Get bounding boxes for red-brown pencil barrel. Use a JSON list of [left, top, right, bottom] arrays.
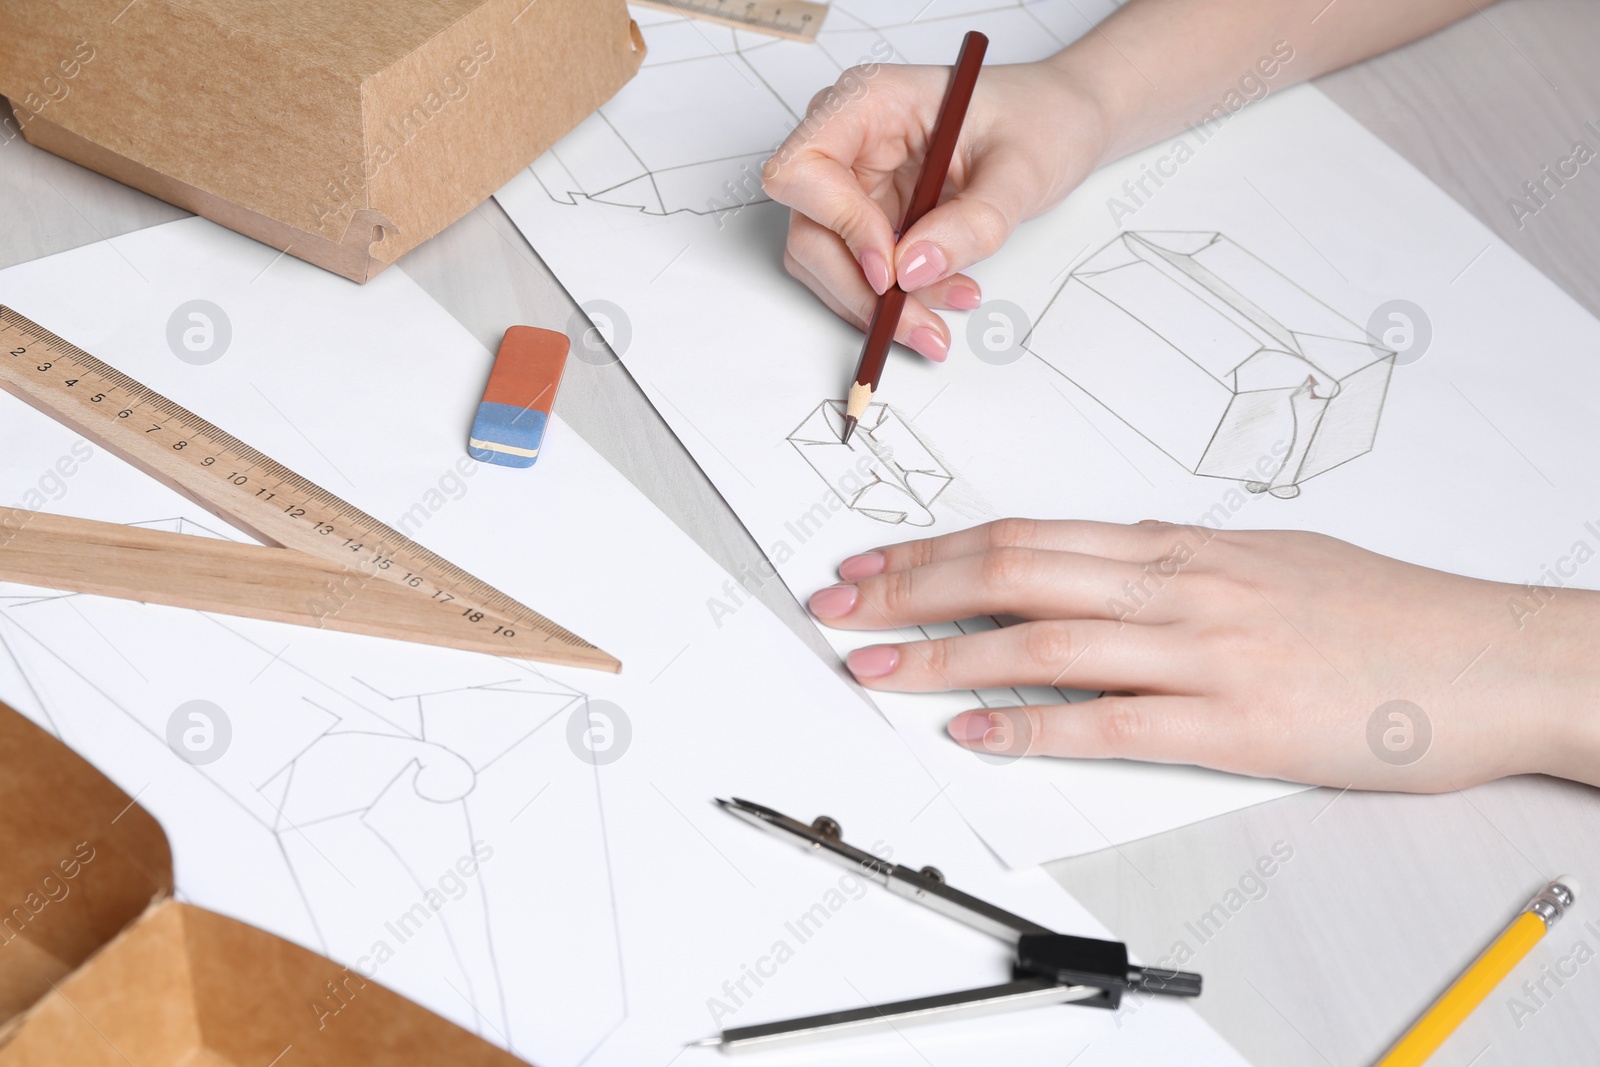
[[842, 31, 989, 443], [898, 31, 990, 248]]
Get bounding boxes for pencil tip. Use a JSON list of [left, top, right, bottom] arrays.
[[841, 415, 857, 445]]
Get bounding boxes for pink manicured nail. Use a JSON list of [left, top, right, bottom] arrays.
[[808, 584, 858, 618], [846, 645, 899, 679], [898, 243, 948, 290], [838, 551, 885, 580], [858, 248, 892, 295], [947, 283, 982, 310], [907, 327, 948, 362], [948, 712, 995, 745]]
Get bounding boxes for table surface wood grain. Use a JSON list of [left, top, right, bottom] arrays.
[[2, 2, 1595, 1062]]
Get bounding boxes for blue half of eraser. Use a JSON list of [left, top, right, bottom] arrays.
[[469, 402, 549, 467]]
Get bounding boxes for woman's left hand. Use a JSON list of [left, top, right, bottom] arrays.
[[807, 518, 1600, 791]]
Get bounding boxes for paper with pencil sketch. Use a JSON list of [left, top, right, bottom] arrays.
[[496, 5, 1600, 868], [788, 399, 954, 525], [1031, 230, 1396, 498], [0, 217, 1250, 1065]]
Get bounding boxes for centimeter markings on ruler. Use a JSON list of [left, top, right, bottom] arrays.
[[634, 0, 829, 42], [0, 307, 610, 666]]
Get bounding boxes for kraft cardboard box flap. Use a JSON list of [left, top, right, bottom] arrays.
[[0, 703, 529, 1066], [0, 703, 170, 1022], [0, 0, 646, 282]]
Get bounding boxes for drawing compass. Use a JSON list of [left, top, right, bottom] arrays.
[[697, 798, 1202, 1054]]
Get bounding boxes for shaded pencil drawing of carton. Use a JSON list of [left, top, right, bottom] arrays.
[[787, 401, 952, 525], [1026, 231, 1395, 498]]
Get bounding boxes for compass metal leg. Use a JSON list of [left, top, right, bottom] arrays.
[[712, 977, 1103, 1054]]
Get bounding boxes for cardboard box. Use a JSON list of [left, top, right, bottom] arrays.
[[0, 0, 645, 282], [0, 701, 530, 1066], [1027, 231, 1395, 498]]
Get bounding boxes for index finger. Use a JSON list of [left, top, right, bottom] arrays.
[[838, 519, 1212, 579]]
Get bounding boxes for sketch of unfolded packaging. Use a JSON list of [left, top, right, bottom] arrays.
[[787, 400, 953, 525], [1027, 231, 1396, 497]]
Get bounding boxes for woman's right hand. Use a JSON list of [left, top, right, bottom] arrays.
[[761, 58, 1112, 361]]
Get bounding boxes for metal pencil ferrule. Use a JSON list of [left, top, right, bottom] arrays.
[[1526, 880, 1575, 927]]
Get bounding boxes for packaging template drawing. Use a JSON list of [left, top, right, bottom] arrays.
[[788, 401, 953, 526]]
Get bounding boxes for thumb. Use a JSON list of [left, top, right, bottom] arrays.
[[893, 148, 1035, 292]]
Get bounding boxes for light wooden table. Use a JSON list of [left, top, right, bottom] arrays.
[[2, 2, 1596, 1063]]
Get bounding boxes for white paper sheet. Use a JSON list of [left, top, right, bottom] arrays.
[[0, 217, 1248, 1065], [495, 6, 1600, 869]]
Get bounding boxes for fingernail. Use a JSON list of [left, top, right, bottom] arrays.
[[948, 712, 996, 745], [947, 283, 982, 310], [898, 243, 948, 290], [907, 326, 948, 363], [859, 248, 892, 296], [846, 644, 899, 679], [808, 583, 858, 618], [838, 551, 885, 580]]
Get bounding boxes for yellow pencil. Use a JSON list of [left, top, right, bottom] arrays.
[[1375, 878, 1578, 1067]]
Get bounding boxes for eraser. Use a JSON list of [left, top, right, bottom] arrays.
[[468, 326, 570, 468]]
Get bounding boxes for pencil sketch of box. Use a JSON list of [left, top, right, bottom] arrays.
[[1026, 231, 1395, 498], [787, 401, 952, 525]]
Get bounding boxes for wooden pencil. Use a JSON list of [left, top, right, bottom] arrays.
[[842, 30, 989, 444]]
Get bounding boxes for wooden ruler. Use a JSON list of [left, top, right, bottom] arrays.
[[634, 0, 828, 41], [0, 307, 620, 672]]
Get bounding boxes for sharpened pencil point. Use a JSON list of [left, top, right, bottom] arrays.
[[841, 415, 858, 444]]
